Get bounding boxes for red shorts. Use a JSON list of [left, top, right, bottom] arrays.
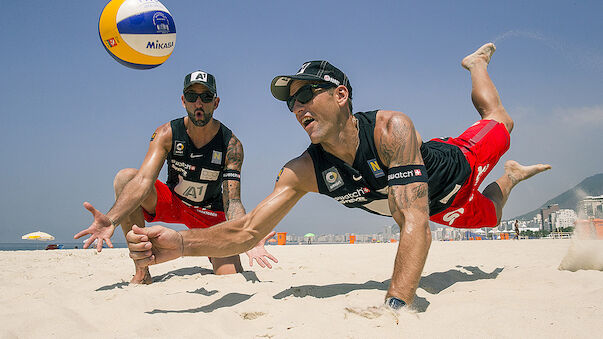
[[143, 180, 226, 229], [429, 120, 510, 228]]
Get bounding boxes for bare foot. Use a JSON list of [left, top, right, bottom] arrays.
[[130, 267, 152, 284], [462, 43, 496, 70], [504, 160, 551, 186]]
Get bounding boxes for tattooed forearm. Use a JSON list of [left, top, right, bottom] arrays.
[[388, 183, 429, 216], [226, 198, 246, 220]]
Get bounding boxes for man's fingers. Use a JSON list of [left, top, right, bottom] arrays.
[[248, 256, 254, 267], [129, 249, 153, 260], [83, 202, 96, 214], [83, 236, 95, 249], [128, 241, 152, 252], [133, 255, 156, 268], [256, 257, 266, 268], [73, 229, 90, 239], [96, 240, 104, 252], [261, 257, 272, 269], [266, 254, 278, 263], [105, 237, 114, 248], [127, 228, 149, 243]]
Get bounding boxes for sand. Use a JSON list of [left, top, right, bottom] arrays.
[[1, 239, 602, 338]]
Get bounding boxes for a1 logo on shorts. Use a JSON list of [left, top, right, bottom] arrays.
[[322, 167, 344, 192], [174, 140, 186, 156]]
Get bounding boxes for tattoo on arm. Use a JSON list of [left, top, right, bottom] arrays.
[[223, 134, 245, 220], [225, 135, 243, 171], [388, 183, 429, 218], [379, 117, 411, 166]]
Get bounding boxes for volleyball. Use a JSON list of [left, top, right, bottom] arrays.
[[98, 0, 176, 69]]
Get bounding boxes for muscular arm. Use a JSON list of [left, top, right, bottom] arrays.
[[106, 124, 171, 225], [375, 111, 431, 305], [180, 153, 315, 258], [222, 134, 246, 220]]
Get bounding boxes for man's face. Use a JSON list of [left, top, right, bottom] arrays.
[[181, 83, 219, 127], [288, 80, 340, 144]]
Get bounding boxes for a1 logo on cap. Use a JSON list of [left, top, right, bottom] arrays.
[[190, 71, 208, 82], [296, 62, 311, 75]]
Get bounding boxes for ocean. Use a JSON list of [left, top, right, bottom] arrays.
[[0, 243, 128, 251]]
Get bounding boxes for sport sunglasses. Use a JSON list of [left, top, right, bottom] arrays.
[[183, 91, 215, 103], [287, 83, 335, 112]]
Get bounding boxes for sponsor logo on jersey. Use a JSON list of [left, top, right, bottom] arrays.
[[367, 159, 385, 178], [334, 187, 371, 204], [190, 153, 203, 158], [174, 140, 185, 156], [174, 178, 208, 202], [211, 150, 222, 164], [322, 167, 344, 192], [170, 159, 196, 177], [200, 168, 220, 181]]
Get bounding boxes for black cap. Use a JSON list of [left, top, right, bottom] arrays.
[[183, 70, 217, 94], [270, 60, 352, 101]]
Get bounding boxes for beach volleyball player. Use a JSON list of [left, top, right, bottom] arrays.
[[127, 43, 550, 306], [74, 70, 277, 284]]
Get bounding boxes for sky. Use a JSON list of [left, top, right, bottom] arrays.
[[1, 1, 602, 243]]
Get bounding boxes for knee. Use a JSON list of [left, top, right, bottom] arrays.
[[113, 168, 138, 193]]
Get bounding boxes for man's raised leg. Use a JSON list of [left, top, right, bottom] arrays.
[[113, 168, 156, 284], [462, 42, 514, 133], [462, 43, 551, 223]]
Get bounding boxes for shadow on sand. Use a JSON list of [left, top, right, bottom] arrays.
[[96, 267, 260, 291], [146, 293, 255, 314], [272, 266, 503, 312]]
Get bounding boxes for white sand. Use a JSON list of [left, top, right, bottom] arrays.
[[1, 239, 602, 338]]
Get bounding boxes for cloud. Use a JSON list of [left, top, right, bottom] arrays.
[[555, 105, 603, 127], [492, 30, 603, 74]]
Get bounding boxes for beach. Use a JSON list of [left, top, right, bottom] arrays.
[[1, 239, 602, 338]]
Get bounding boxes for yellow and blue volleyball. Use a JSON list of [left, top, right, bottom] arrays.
[[98, 0, 176, 70]]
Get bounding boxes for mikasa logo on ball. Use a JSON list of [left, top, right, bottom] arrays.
[[146, 40, 175, 49]]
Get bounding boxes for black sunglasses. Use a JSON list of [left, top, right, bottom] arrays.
[[287, 83, 335, 111], [184, 91, 215, 103]]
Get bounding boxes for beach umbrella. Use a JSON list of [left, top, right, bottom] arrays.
[[304, 233, 316, 237], [21, 231, 55, 241]]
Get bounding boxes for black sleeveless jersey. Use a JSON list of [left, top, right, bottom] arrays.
[[165, 117, 232, 211], [307, 110, 471, 217]]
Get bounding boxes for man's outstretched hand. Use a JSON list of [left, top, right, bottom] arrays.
[[245, 231, 278, 269], [127, 225, 182, 268], [73, 202, 115, 252]]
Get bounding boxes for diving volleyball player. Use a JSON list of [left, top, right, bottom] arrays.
[[126, 43, 550, 306]]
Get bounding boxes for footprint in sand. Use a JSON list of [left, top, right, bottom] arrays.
[[240, 311, 266, 320]]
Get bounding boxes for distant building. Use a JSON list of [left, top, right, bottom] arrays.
[[578, 195, 603, 219], [540, 204, 560, 232], [553, 209, 578, 230]]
